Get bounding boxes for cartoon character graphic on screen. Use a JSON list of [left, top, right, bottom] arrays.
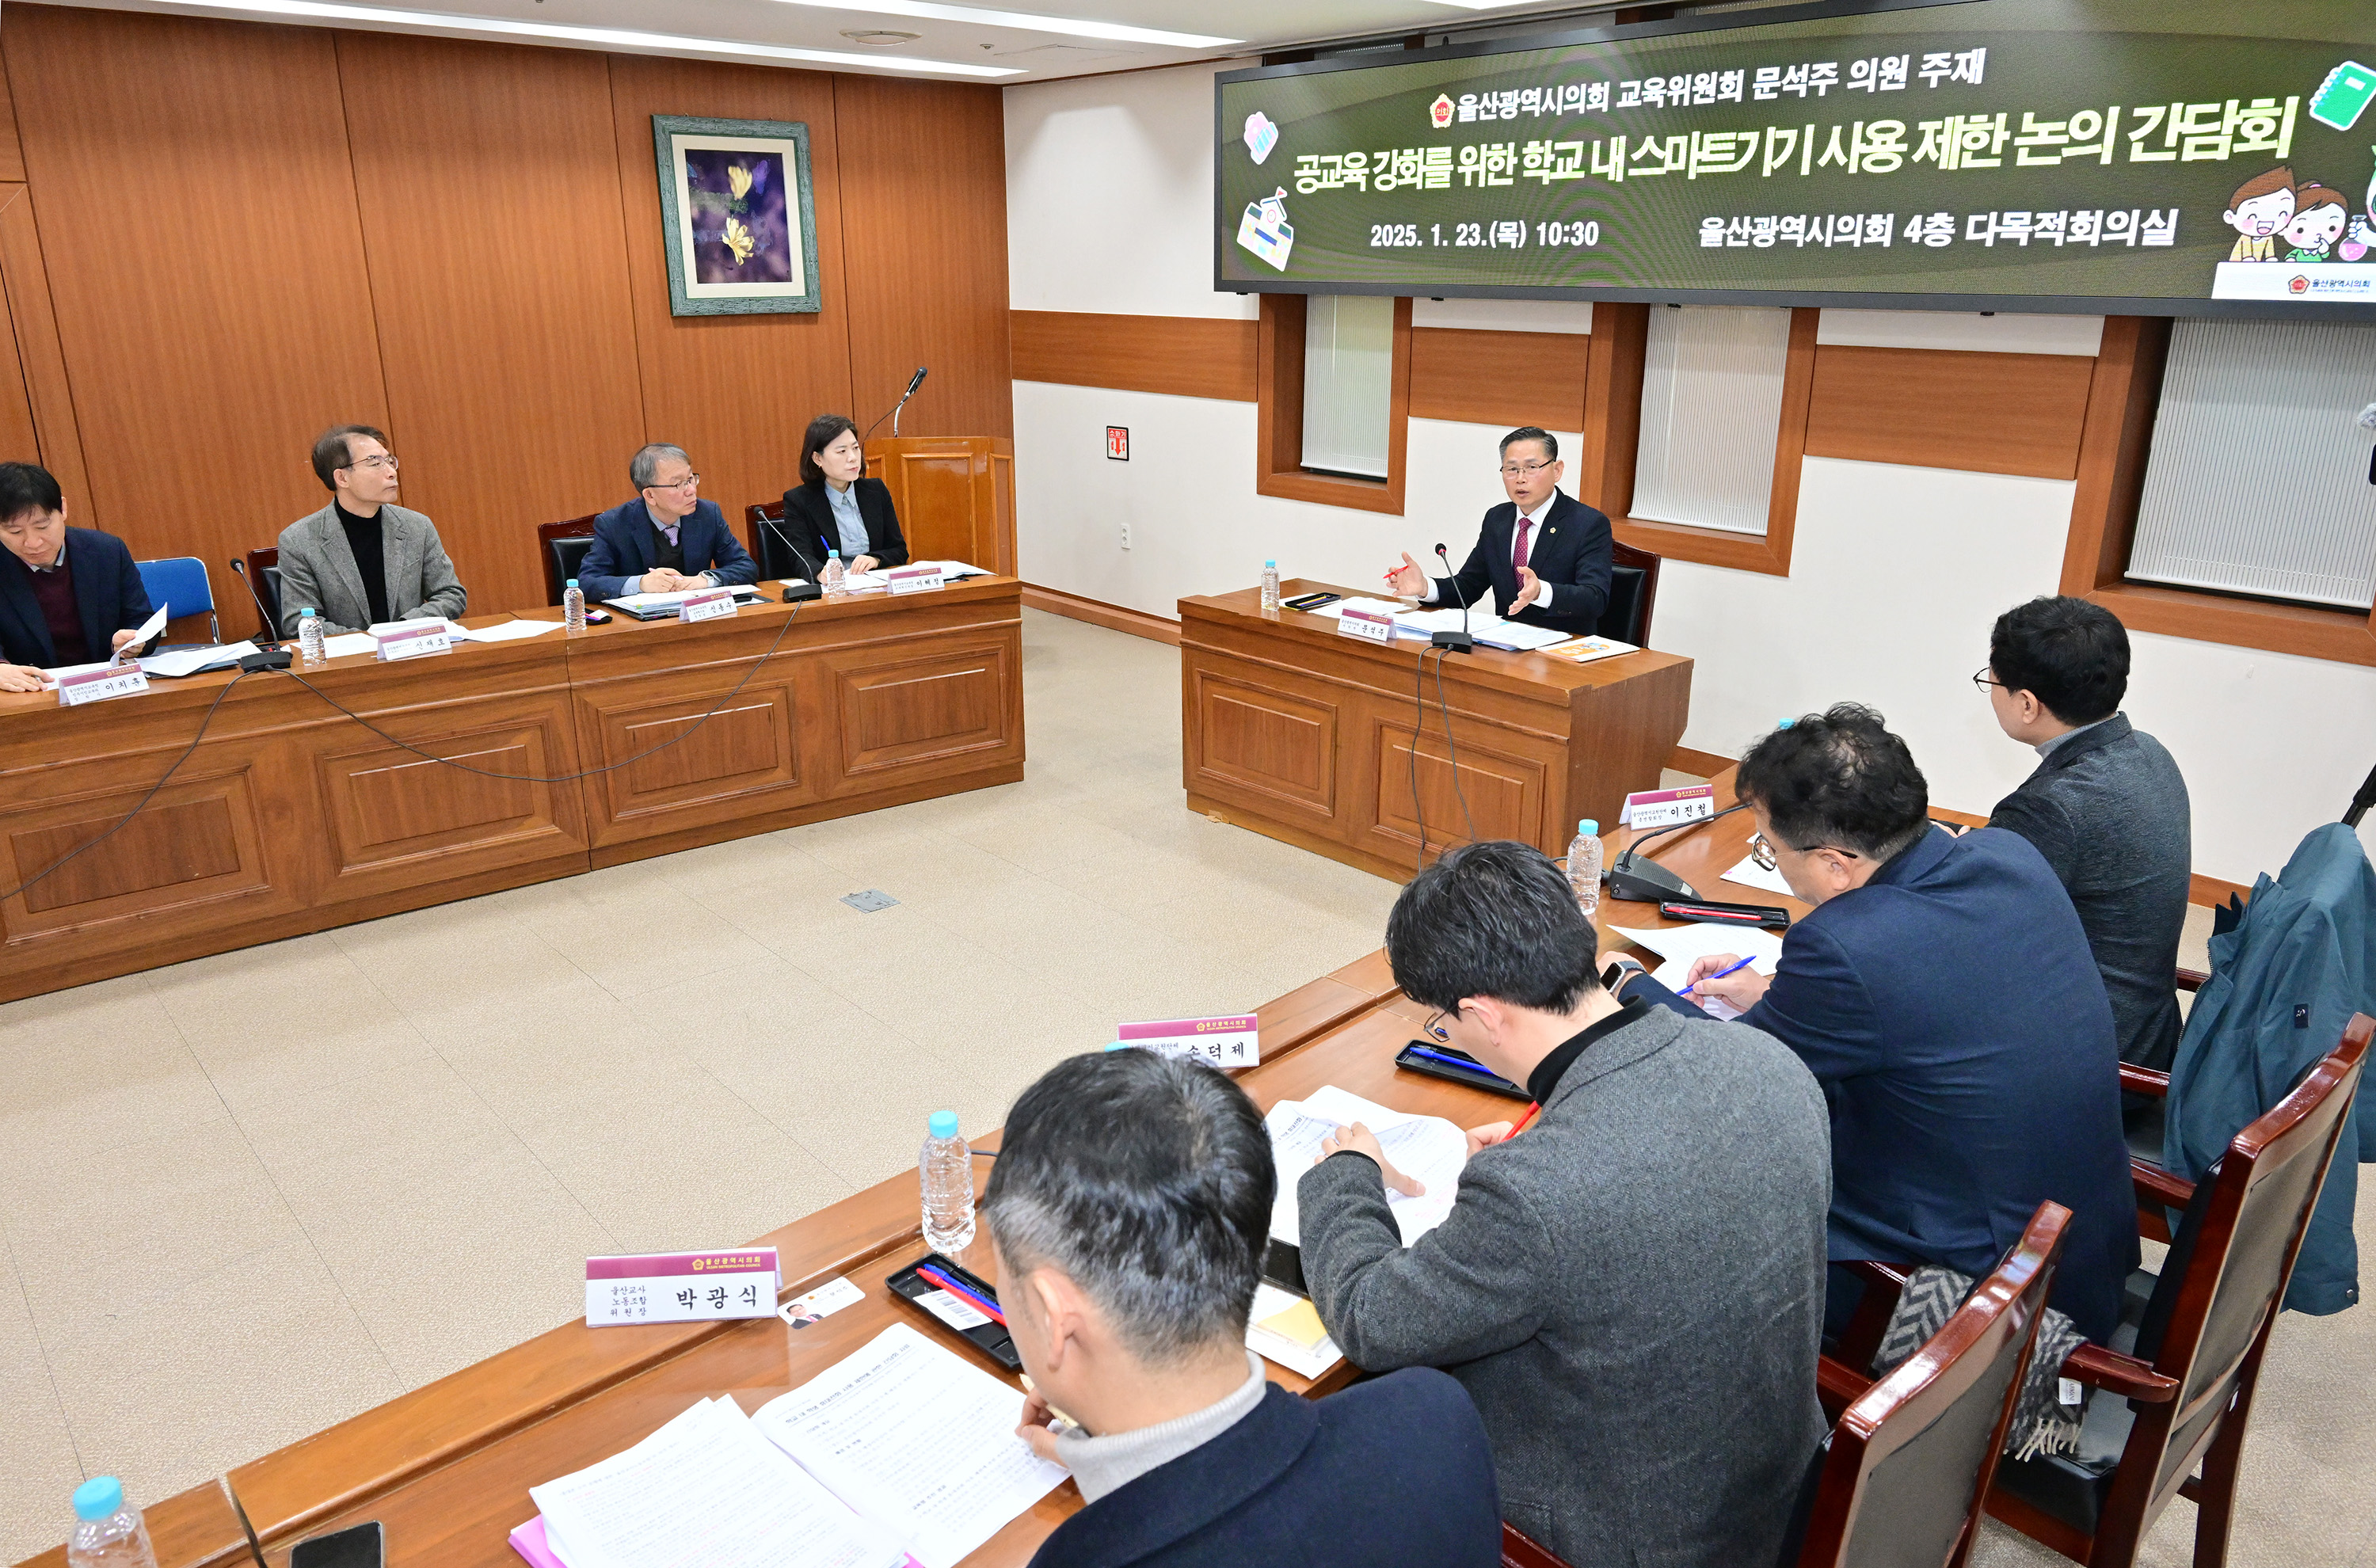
[[2282, 184, 2350, 261], [2340, 151, 2376, 261], [2222, 166, 2296, 261]]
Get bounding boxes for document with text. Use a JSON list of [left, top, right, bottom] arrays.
[[1265, 1084, 1464, 1248]]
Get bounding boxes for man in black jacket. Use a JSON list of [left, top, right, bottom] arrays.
[[1981, 596, 2192, 1076], [987, 1050, 1500, 1568], [1387, 426, 1613, 637]]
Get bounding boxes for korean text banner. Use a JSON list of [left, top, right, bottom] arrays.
[[1215, 0, 2376, 314]]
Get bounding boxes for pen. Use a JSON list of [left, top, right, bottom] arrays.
[[915, 1265, 1006, 1326], [1685, 954, 1757, 996], [1407, 1045, 1503, 1078], [1507, 1102, 1543, 1138]]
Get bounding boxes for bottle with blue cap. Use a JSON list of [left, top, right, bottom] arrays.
[[67, 1476, 155, 1568], [1567, 818, 1602, 915], [1260, 559, 1281, 613], [919, 1109, 975, 1255]]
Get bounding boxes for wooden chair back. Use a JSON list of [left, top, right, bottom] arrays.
[[538, 515, 598, 606]]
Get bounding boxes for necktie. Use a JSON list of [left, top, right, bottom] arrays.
[[1513, 515, 1534, 574]]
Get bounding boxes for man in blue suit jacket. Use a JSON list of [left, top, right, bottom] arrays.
[[1388, 427, 1613, 638], [0, 462, 154, 691], [986, 1051, 1501, 1568], [1619, 705, 2139, 1342], [575, 443, 758, 602]]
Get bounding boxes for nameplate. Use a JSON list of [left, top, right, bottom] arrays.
[[1115, 1014, 1260, 1068], [1335, 607, 1395, 646], [886, 565, 946, 596], [677, 588, 738, 623], [1621, 783, 1715, 829], [375, 623, 452, 662], [56, 664, 150, 706], [585, 1247, 781, 1326]]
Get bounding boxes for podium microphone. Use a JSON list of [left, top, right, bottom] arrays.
[[228, 559, 292, 669], [1430, 544, 1474, 653], [862, 366, 930, 442]]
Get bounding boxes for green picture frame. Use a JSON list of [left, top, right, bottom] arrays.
[[652, 114, 822, 317]]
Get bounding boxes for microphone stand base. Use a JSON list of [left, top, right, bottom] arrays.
[[780, 582, 823, 603], [1605, 854, 1699, 904], [1430, 631, 1475, 653], [239, 649, 293, 672]]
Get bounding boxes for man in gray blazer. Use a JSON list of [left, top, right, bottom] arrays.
[[1981, 596, 2191, 1077], [276, 424, 467, 636], [1297, 840, 1830, 1568]]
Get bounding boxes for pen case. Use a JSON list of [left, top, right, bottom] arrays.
[[1392, 1041, 1531, 1101], [1657, 898, 1790, 930], [885, 1252, 1022, 1372]]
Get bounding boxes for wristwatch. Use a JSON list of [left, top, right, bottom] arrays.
[[1601, 953, 1647, 999]]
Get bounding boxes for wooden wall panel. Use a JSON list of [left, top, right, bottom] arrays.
[[2, 6, 387, 562], [337, 32, 646, 616], [0, 33, 21, 183], [1010, 310, 1257, 402], [1407, 327, 1589, 432], [0, 199, 38, 466], [607, 55, 854, 531], [833, 76, 1012, 441], [0, 185, 89, 519], [1803, 344, 2094, 480]]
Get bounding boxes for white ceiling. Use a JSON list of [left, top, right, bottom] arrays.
[[53, 0, 1619, 82]]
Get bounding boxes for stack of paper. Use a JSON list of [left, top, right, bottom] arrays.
[[600, 587, 764, 614], [1264, 1085, 1464, 1248], [520, 1325, 1064, 1568], [139, 641, 258, 678], [1540, 634, 1639, 664], [1611, 923, 1786, 1021], [1247, 1284, 1342, 1380]]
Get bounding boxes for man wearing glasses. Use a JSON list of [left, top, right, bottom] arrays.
[[577, 443, 758, 603], [277, 424, 468, 636], [1385, 426, 1612, 637]]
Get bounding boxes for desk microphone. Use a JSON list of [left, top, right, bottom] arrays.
[[862, 365, 930, 443], [1605, 801, 1749, 904], [228, 559, 293, 669], [1430, 544, 1474, 653], [756, 511, 826, 601]]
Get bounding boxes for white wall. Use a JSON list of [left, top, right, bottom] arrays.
[[1004, 63, 2376, 886]]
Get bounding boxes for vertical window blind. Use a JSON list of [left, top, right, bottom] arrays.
[[1632, 305, 1792, 537]]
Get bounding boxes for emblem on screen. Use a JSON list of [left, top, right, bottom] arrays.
[[1429, 93, 1455, 130], [1243, 111, 1279, 164], [1237, 188, 1295, 269]]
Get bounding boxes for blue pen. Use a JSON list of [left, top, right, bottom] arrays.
[[1685, 954, 1757, 995], [1407, 1045, 1501, 1077]]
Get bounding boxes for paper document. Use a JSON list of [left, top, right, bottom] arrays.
[[1719, 853, 1795, 897], [1542, 635, 1639, 664], [320, 632, 378, 659], [1246, 1282, 1343, 1379], [920, 560, 989, 579], [366, 616, 455, 637], [753, 1323, 1068, 1568], [139, 641, 257, 678], [1265, 1084, 1464, 1248], [1312, 596, 1411, 622], [834, 570, 893, 592], [603, 587, 764, 612], [124, 602, 169, 652], [1612, 923, 1785, 1021], [529, 1395, 908, 1568], [1468, 619, 1573, 652], [454, 619, 564, 644]]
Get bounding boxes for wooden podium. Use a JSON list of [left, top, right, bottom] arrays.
[[866, 435, 1015, 577]]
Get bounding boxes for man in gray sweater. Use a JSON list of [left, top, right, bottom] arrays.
[[1981, 596, 2192, 1076], [1297, 841, 1831, 1568]]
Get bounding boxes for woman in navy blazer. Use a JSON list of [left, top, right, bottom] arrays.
[[0, 462, 154, 690], [781, 413, 908, 577]]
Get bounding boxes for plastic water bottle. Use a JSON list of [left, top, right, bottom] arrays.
[[563, 577, 585, 634], [920, 1110, 975, 1255], [66, 1478, 156, 1568], [821, 549, 847, 596], [1260, 559, 1281, 612], [1567, 819, 1601, 915], [297, 608, 324, 668]]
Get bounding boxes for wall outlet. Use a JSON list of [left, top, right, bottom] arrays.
[[1121, 523, 1133, 550]]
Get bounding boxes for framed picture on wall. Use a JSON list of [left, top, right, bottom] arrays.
[[652, 115, 821, 316]]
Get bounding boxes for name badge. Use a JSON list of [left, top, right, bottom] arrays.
[[1115, 1014, 1260, 1068], [1620, 783, 1715, 829], [1335, 607, 1395, 646], [56, 664, 150, 706], [886, 565, 946, 596], [677, 588, 737, 623], [375, 623, 452, 662], [585, 1247, 781, 1326]]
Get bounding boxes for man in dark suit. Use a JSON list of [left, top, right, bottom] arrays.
[[1620, 704, 2140, 1342], [0, 462, 154, 691], [576, 443, 758, 602], [1388, 426, 1613, 637], [986, 1050, 1500, 1568], [1981, 596, 2191, 1077], [1297, 840, 1829, 1568]]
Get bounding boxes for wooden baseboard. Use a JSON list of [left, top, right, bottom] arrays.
[[1666, 745, 1732, 778], [1022, 583, 1182, 645], [2190, 872, 2252, 907]]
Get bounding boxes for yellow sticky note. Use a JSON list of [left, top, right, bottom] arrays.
[[1256, 1295, 1330, 1350]]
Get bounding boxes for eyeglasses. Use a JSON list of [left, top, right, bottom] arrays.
[[1498, 460, 1553, 478], [1420, 1008, 1453, 1043], [1750, 830, 1860, 870], [646, 473, 702, 492], [341, 454, 398, 473], [1971, 666, 2006, 692]]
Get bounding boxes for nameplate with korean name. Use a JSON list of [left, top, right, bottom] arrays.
[[677, 588, 738, 623], [1117, 1014, 1260, 1068], [586, 1248, 781, 1326], [886, 564, 946, 595], [1621, 783, 1715, 829], [1335, 607, 1395, 646], [55, 664, 150, 706], [375, 622, 452, 662]]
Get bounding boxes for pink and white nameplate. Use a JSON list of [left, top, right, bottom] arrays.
[[1117, 1014, 1260, 1068], [1335, 607, 1395, 645], [886, 564, 946, 595], [1620, 782, 1715, 829], [585, 1247, 781, 1326], [676, 588, 737, 623], [374, 622, 452, 662], [55, 664, 149, 706]]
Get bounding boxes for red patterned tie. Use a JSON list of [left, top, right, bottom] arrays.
[[1513, 515, 1534, 574]]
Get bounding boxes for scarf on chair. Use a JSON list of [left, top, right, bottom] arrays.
[[1871, 1265, 2089, 1461]]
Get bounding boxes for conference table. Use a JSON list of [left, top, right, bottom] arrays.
[[1178, 579, 1693, 881], [0, 579, 1024, 1004], [9, 780, 1805, 1568]]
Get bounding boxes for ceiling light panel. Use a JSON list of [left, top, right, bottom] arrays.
[[763, 0, 1239, 48]]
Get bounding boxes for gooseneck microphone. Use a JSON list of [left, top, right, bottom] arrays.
[[228, 559, 292, 670], [1605, 801, 1750, 904], [1430, 543, 1474, 653], [757, 511, 826, 602], [862, 366, 930, 443]]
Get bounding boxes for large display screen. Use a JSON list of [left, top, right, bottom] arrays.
[[1215, 0, 2376, 316]]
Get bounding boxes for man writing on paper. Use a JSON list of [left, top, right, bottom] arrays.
[[987, 1049, 1501, 1568], [0, 462, 157, 692], [1385, 427, 1612, 637], [577, 443, 758, 603], [1297, 840, 1829, 1568], [277, 425, 468, 636], [1617, 705, 2140, 1343]]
